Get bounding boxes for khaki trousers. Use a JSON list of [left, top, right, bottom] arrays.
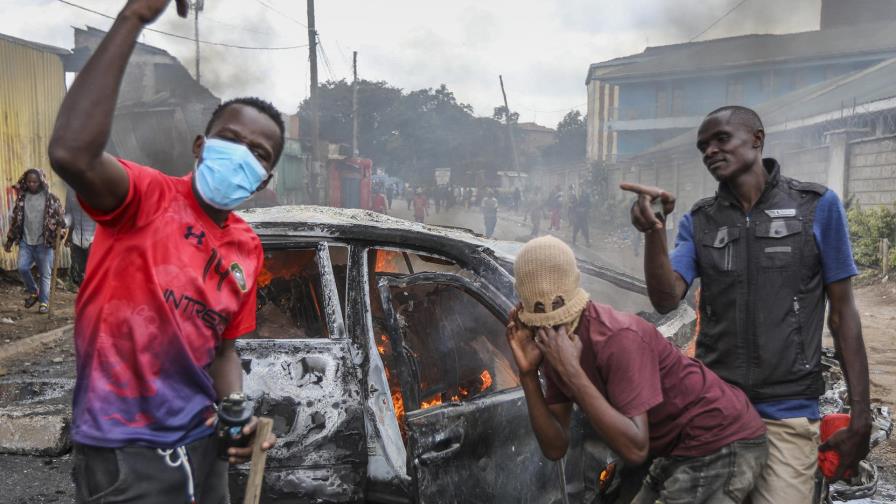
[[749, 417, 820, 504]]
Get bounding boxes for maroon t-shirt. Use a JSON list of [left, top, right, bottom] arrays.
[[543, 301, 765, 457]]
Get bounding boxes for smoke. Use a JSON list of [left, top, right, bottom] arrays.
[[150, 2, 308, 116]]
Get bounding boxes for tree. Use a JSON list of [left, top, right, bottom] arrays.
[[540, 110, 586, 164], [492, 105, 519, 124], [298, 80, 507, 184]]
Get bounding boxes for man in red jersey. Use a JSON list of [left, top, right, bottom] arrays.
[[48, 1, 276, 502], [506, 236, 768, 503]]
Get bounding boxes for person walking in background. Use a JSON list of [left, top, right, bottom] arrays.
[[405, 184, 414, 211], [527, 191, 544, 238], [481, 189, 499, 238], [385, 183, 394, 210], [566, 184, 577, 229], [548, 185, 563, 231], [571, 186, 592, 247], [513, 186, 522, 212], [372, 189, 388, 215], [4, 168, 66, 314], [412, 188, 429, 223], [64, 184, 97, 287]]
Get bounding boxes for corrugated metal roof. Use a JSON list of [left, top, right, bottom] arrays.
[[588, 22, 896, 83], [0, 32, 70, 56], [0, 35, 70, 270]]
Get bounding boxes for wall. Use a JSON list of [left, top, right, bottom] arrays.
[[777, 145, 830, 185], [0, 38, 68, 270], [848, 135, 896, 206]]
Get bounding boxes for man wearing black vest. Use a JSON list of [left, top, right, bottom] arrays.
[[621, 106, 871, 503]]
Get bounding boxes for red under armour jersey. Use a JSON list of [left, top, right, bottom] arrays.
[[72, 159, 262, 448]]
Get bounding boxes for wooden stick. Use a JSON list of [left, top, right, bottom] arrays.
[[242, 417, 274, 504], [47, 230, 66, 319]]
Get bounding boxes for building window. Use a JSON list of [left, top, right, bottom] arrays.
[[671, 88, 685, 116], [656, 88, 669, 118], [726, 79, 744, 104]]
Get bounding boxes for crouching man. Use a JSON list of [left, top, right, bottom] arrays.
[[506, 236, 768, 503]]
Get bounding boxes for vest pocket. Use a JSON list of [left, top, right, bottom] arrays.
[[755, 219, 802, 269], [701, 226, 740, 272]]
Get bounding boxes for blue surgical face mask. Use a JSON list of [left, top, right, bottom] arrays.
[[194, 137, 269, 210]]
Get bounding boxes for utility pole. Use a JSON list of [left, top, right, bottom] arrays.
[[307, 0, 322, 205], [499, 75, 520, 173], [352, 51, 359, 157], [192, 0, 203, 84]]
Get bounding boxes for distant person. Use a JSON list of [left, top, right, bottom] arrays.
[[527, 193, 544, 238], [506, 235, 768, 504], [548, 185, 563, 231], [386, 183, 394, 210], [434, 186, 442, 214], [571, 187, 592, 247], [513, 187, 522, 212], [372, 190, 388, 215], [64, 183, 97, 286], [566, 184, 577, 229], [405, 184, 414, 211], [4, 168, 66, 314], [412, 188, 429, 223], [481, 189, 499, 238]]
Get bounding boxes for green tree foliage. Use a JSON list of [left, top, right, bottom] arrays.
[[846, 204, 896, 270], [540, 110, 586, 164], [298, 81, 510, 184]]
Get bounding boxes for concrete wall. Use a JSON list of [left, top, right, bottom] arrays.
[[848, 135, 896, 206], [777, 145, 830, 185]]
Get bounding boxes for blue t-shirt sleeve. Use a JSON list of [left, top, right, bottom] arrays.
[[669, 212, 698, 287], [814, 190, 858, 285]]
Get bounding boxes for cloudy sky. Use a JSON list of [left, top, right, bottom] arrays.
[[2, 0, 820, 127]]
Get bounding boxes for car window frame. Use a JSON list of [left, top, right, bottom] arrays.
[[376, 271, 513, 413], [257, 241, 347, 340]]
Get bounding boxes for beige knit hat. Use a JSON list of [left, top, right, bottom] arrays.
[[514, 235, 590, 327]]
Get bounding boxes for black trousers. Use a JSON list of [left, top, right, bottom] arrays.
[[72, 436, 228, 503]]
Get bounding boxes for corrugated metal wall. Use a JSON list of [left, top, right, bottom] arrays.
[[0, 38, 68, 270]]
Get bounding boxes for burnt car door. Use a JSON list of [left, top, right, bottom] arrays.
[[377, 272, 565, 503], [230, 242, 367, 502]]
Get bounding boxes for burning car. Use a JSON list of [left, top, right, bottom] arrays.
[[230, 205, 889, 503], [229, 205, 691, 503]]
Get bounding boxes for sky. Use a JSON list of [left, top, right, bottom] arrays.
[[1, 0, 820, 127]]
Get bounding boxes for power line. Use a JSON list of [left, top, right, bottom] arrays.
[[57, 0, 308, 50], [689, 0, 750, 42], [254, 0, 306, 27], [317, 36, 336, 81]]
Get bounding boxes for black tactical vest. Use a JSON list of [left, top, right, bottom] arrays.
[[691, 158, 827, 402]]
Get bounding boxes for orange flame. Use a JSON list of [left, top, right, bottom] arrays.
[[374, 249, 404, 273], [391, 389, 405, 422], [421, 394, 443, 409], [479, 370, 493, 392]]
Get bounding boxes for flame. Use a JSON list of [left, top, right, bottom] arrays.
[[391, 388, 405, 423], [479, 370, 493, 391], [420, 394, 443, 409], [374, 249, 404, 273]]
